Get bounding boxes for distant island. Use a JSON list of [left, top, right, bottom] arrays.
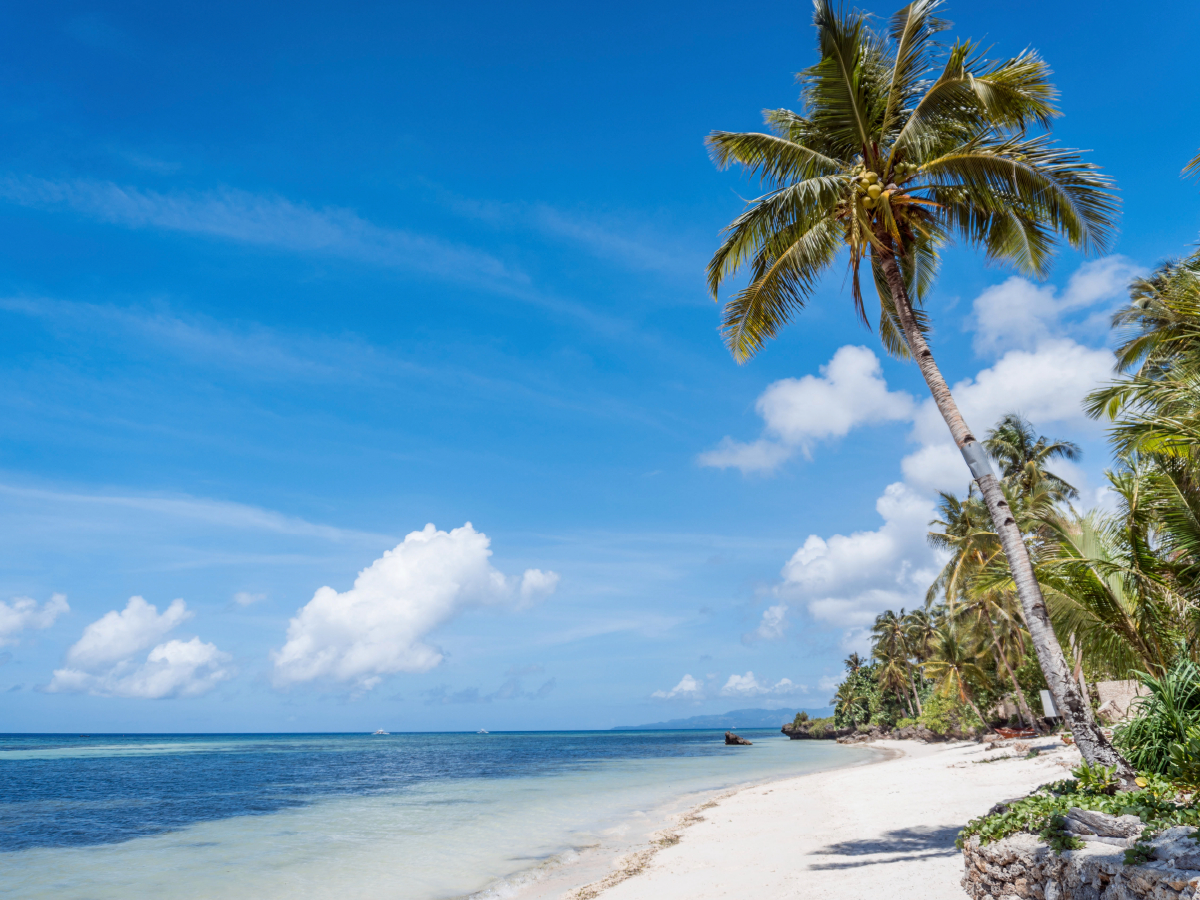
[[613, 707, 834, 731]]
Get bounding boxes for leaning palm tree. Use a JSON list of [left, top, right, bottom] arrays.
[[705, 0, 1128, 777]]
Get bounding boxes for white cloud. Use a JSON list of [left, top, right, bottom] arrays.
[[0, 593, 68, 645], [0, 176, 527, 292], [699, 345, 914, 473], [719, 671, 806, 697], [818, 674, 843, 695], [697, 437, 792, 473], [750, 603, 788, 641], [779, 482, 939, 629], [48, 596, 231, 699], [904, 339, 1115, 493], [971, 256, 1142, 355], [271, 523, 558, 690], [233, 591, 266, 606], [519, 569, 561, 606], [651, 673, 703, 699]]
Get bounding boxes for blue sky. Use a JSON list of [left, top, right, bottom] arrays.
[[1, 0, 1199, 732]]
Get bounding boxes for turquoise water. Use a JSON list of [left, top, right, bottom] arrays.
[[1, 730, 863, 899]]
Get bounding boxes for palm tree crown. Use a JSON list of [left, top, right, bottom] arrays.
[[706, 0, 1115, 363]]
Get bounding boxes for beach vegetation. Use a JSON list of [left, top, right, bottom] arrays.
[[1113, 659, 1200, 776], [705, 0, 1124, 772], [956, 772, 1200, 854]]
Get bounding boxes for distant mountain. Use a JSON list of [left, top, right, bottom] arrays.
[[612, 707, 834, 731]]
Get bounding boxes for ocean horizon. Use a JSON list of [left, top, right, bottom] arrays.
[[2, 728, 865, 899]]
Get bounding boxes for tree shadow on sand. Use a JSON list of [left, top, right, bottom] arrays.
[[807, 825, 962, 869]]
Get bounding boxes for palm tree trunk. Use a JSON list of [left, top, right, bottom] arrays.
[[959, 683, 988, 731], [877, 246, 1135, 785], [909, 667, 923, 715], [985, 617, 1037, 730], [1069, 633, 1094, 709]]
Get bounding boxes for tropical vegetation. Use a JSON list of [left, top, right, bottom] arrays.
[[705, 0, 1125, 772]]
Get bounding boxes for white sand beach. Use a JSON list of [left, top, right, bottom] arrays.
[[568, 736, 1084, 900]]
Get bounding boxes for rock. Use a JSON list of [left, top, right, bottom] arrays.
[[724, 731, 752, 745], [780, 723, 853, 741], [961, 828, 1200, 900], [1063, 808, 1144, 839], [1150, 825, 1200, 870]]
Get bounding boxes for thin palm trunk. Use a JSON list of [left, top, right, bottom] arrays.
[[985, 617, 1037, 730], [1069, 632, 1094, 708], [878, 244, 1135, 783], [957, 680, 988, 729], [909, 667, 923, 715]]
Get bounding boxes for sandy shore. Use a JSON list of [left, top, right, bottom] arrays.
[[567, 736, 1083, 900]]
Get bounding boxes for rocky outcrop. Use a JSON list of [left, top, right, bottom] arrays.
[[780, 722, 852, 740], [724, 731, 752, 745], [962, 817, 1200, 900]]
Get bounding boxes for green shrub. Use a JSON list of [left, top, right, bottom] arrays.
[[1114, 659, 1200, 775], [806, 716, 835, 738], [919, 691, 981, 735], [895, 717, 918, 729], [957, 767, 1200, 855], [792, 711, 809, 727]]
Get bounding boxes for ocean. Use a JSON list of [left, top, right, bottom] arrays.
[[1, 729, 864, 899]]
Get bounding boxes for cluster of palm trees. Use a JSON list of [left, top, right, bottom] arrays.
[[702, 0, 1200, 774], [855, 415, 1074, 732], [856, 250, 1200, 740]]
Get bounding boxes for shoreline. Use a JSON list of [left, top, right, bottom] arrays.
[[472, 740, 883, 900], [532, 736, 1085, 900], [463, 739, 878, 900]]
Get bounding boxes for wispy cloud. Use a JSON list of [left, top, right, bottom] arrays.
[[430, 184, 706, 281], [0, 175, 528, 292], [0, 483, 389, 544]]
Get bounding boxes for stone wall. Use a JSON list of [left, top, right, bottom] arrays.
[[962, 826, 1200, 900]]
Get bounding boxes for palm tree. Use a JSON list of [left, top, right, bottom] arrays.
[[872, 609, 917, 716], [927, 482, 1038, 727], [922, 623, 989, 727], [984, 413, 1081, 501], [956, 589, 1039, 729], [705, 0, 1128, 777]]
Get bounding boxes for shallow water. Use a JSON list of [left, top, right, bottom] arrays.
[[1, 730, 861, 899]]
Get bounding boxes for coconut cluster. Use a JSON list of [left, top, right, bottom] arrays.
[[852, 170, 884, 209], [850, 161, 921, 211]]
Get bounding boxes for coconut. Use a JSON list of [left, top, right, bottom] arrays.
[[866, 172, 879, 184], [863, 197, 876, 209], [867, 184, 882, 198]]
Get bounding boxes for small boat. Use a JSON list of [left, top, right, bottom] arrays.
[[477, 729, 489, 734], [372, 729, 390, 735], [994, 727, 1036, 739]]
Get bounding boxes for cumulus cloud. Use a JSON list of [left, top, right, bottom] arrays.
[[719, 671, 806, 697], [0, 593, 68, 645], [48, 596, 231, 698], [779, 482, 939, 630], [272, 523, 558, 690], [748, 603, 789, 642], [903, 340, 1115, 493], [970, 256, 1143, 355], [699, 345, 914, 473], [652, 673, 703, 699]]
